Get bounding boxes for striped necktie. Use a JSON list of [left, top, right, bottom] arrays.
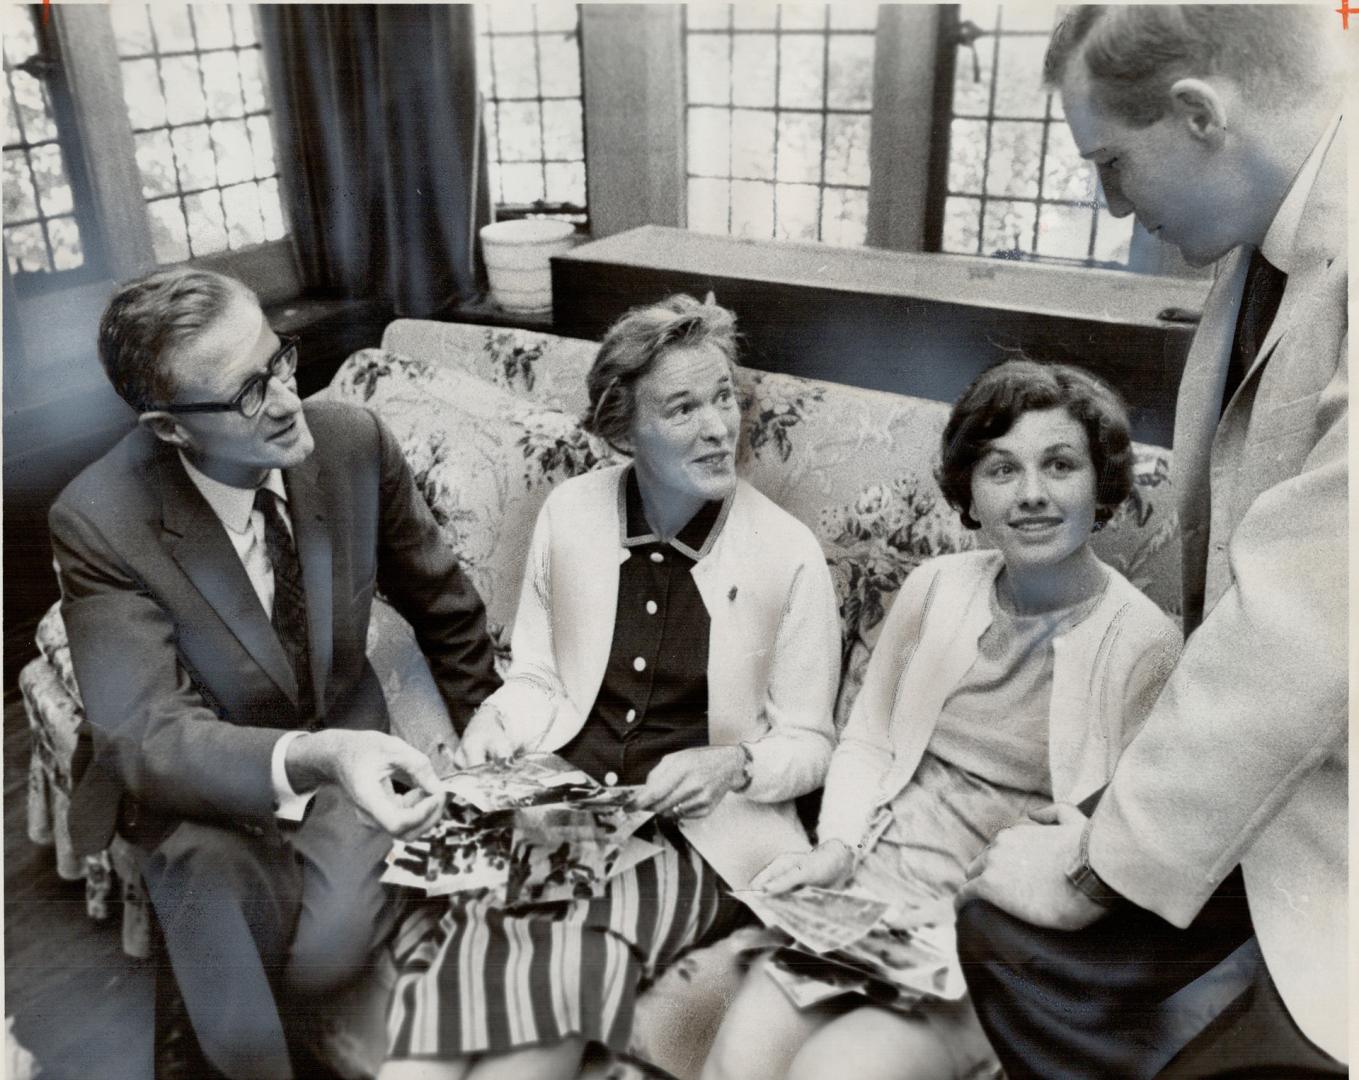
[[254, 487, 314, 720]]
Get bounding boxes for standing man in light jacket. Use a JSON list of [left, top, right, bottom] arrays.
[[956, 6, 1347, 1077]]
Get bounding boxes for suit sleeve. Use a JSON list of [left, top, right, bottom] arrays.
[[741, 545, 841, 803], [817, 560, 938, 849], [1089, 329, 1347, 927], [50, 499, 282, 826], [372, 410, 501, 735]]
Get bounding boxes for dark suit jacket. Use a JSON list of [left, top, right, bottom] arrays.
[[51, 400, 500, 857]]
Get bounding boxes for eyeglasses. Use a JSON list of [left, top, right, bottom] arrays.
[[156, 335, 300, 419]]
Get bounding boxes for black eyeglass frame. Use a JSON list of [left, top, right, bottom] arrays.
[[154, 334, 301, 418]]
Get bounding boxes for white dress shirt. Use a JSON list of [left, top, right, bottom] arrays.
[[179, 453, 313, 821]]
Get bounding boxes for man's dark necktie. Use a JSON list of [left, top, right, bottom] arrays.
[[1222, 249, 1288, 416], [254, 488, 314, 720]]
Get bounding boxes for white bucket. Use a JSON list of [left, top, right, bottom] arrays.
[[480, 219, 577, 314]]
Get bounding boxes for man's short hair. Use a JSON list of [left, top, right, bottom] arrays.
[[582, 293, 738, 453], [1043, 5, 1331, 126], [98, 268, 250, 411], [936, 359, 1134, 531]]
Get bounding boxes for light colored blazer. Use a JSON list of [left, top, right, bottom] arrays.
[[818, 550, 1182, 852], [1088, 122, 1348, 1061], [480, 465, 841, 888]]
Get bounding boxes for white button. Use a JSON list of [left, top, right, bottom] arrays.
[[604, 771, 619, 786], [650, 551, 664, 563], [646, 600, 658, 615], [626, 708, 637, 723], [633, 657, 647, 672]]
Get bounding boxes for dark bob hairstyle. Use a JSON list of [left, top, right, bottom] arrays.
[[936, 359, 1134, 530], [581, 294, 738, 453]]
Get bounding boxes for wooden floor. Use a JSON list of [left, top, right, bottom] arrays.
[[4, 683, 153, 1079]]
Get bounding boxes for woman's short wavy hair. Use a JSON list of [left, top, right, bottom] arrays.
[[581, 294, 739, 452], [936, 359, 1134, 530]]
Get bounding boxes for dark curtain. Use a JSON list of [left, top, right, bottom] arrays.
[[258, 5, 490, 316]]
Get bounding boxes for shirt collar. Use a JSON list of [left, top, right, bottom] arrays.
[[617, 466, 732, 562], [1261, 111, 1342, 274], [179, 450, 287, 535]]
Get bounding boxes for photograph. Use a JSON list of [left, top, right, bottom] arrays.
[[2, 2, 1350, 1078]]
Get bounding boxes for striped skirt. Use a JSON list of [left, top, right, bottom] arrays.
[[386, 823, 726, 1060]]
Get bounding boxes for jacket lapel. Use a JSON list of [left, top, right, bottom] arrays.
[[284, 453, 333, 714], [159, 447, 299, 704]]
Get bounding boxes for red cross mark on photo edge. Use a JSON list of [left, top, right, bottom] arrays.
[[1339, 0, 1355, 29]]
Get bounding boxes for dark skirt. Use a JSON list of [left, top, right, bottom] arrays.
[[386, 822, 727, 1060]]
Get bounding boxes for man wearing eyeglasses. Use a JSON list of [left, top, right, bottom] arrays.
[[49, 268, 501, 1079]]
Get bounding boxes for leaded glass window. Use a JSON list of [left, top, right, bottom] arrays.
[[939, 2, 1134, 267], [684, 4, 877, 247], [111, 3, 286, 264], [476, 5, 587, 224], [3, 6, 99, 284]]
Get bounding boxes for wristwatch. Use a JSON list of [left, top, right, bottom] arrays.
[[1066, 820, 1122, 908], [730, 742, 753, 793]]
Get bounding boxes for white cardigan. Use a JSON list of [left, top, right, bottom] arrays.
[[818, 550, 1183, 851], [480, 465, 841, 888]]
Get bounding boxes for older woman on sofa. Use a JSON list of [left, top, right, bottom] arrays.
[[379, 295, 840, 1080], [702, 360, 1183, 1080]]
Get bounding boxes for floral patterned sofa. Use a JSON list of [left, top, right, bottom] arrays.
[[19, 319, 1181, 1079]]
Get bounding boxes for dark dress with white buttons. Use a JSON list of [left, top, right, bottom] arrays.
[[387, 470, 740, 1060]]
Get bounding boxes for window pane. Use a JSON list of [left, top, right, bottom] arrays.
[[774, 182, 819, 241], [536, 7, 578, 33], [238, 48, 267, 112], [821, 186, 867, 246], [171, 123, 217, 190], [12, 70, 58, 142], [688, 106, 731, 177], [184, 189, 229, 254], [230, 4, 258, 47], [192, 5, 236, 51], [995, 3, 1059, 32], [29, 143, 74, 215], [775, 111, 823, 184], [5, 222, 50, 272], [731, 34, 776, 108], [826, 35, 874, 109], [486, 7, 534, 34], [542, 99, 583, 160], [121, 59, 169, 129], [150, 5, 196, 52], [952, 33, 994, 117], [5, 91, 20, 145], [730, 179, 774, 238], [1041, 123, 1096, 202], [544, 160, 586, 206], [247, 114, 276, 178], [221, 180, 266, 246], [135, 130, 178, 197], [259, 177, 285, 239], [161, 56, 208, 125], [947, 118, 988, 195], [943, 196, 983, 254], [829, 6, 878, 30], [730, 108, 775, 180], [495, 101, 543, 162], [3, 12, 38, 65], [211, 119, 254, 185], [498, 162, 545, 205], [687, 177, 730, 233], [733, 4, 778, 29], [687, 34, 731, 106], [993, 34, 1049, 119], [538, 32, 581, 97], [1092, 213, 1134, 264], [1035, 203, 1093, 260], [780, 6, 827, 31], [47, 215, 83, 269], [201, 50, 246, 118], [981, 197, 1037, 256], [492, 35, 539, 99], [778, 35, 824, 109], [3, 150, 39, 220], [984, 121, 1043, 198], [823, 114, 870, 187], [686, 6, 732, 31], [111, 5, 155, 55], [147, 197, 191, 263]]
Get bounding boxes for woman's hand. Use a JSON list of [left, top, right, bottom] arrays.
[[750, 840, 854, 895], [638, 745, 746, 819], [451, 704, 517, 769]]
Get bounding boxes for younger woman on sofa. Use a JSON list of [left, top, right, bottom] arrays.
[[379, 295, 840, 1080], [702, 360, 1182, 1080]]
